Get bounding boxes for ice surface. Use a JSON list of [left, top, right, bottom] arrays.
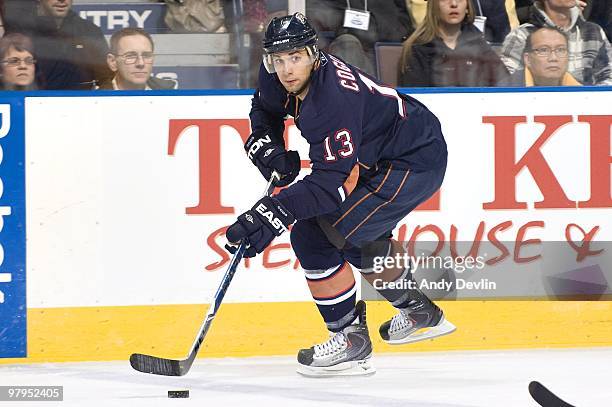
[[1, 348, 610, 406]]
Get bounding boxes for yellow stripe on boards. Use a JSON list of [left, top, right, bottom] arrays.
[[1, 301, 612, 364]]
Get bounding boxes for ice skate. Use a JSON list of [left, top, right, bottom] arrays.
[[380, 301, 456, 345], [297, 300, 376, 377]]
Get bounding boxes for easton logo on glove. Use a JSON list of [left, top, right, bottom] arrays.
[[244, 130, 301, 188], [225, 196, 295, 258], [247, 134, 272, 160], [255, 202, 289, 234]]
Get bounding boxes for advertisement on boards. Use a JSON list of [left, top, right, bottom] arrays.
[[0, 97, 26, 358], [22, 91, 612, 310]]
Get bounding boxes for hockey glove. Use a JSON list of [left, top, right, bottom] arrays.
[[225, 196, 295, 258], [245, 130, 301, 187]]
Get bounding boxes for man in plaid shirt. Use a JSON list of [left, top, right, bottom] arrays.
[[500, 0, 612, 86]]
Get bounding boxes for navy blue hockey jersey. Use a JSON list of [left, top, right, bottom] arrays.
[[250, 52, 447, 221]]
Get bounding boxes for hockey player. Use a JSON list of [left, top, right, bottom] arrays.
[[225, 12, 456, 377]]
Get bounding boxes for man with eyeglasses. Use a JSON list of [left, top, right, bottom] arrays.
[[97, 28, 175, 91], [499, 26, 581, 86], [500, 0, 612, 86]]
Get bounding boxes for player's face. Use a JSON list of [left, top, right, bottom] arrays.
[[108, 35, 154, 89], [524, 29, 569, 84], [271, 49, 314, 95], [438, 0, 468, 26], [1, 46, 36, 88], [39, 0, 73, 19]]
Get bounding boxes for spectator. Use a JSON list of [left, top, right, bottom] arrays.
[[498, 26, 581, 85], [22, 0, 112, 89], [222, 0, 287, 88], [164, 0, 226, 33], [98, 28, 175, 90], [398, 0, 509, 87], [412, 0, 513, 42], [2, 0, 37, 34], [516, 0, 587, 25], [306, 0, 414, 75], [473, 0, 512, 43], [328, 32, 374, 74], [0, 33, 39, 90], [513, 1, 610, 42], [501, 0, 612, 85], [583, 0, 612, 42]]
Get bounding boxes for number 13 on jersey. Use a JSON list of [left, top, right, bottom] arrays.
[[324, 129, 354, 162]]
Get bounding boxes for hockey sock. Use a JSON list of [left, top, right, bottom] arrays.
[[303, 263, 358, 332]]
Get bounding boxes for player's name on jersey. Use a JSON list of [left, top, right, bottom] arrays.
[[372, 278, 497, 292]]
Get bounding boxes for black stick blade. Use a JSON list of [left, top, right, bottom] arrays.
[[529, 381, 575, 407], [130, 353, 185, 376]]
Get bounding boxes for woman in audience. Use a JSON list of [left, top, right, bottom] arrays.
[[398, 0, 509, 87], [0, 33, 39, 90]]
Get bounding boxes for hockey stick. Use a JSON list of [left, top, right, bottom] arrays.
[[529, 381, 575, 407], [130, 172, 279, 376]]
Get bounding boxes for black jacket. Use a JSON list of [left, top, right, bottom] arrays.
[[24, 11, 112, 89], [97, 76, 177, 90], [335, 0, 414, 48], [584, 0, 612, 41], [477, 0, 511, 44], [306, 0, 414, 50], [399, 24, 509, 87], [497, 69, 527, 86], [2, 0, 36, 33]]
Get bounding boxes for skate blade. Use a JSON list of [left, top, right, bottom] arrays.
[[386, 319, 456, 345], [296, 358, 376, 378]]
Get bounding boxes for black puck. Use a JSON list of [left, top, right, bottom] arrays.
[[168, 390, 189, 398]]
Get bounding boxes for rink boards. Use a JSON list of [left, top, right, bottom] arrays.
[[0, 88, 611, 362]]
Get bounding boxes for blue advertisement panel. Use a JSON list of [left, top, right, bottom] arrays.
[[73, 3, 168, 35], [0, 96, 26, 358]]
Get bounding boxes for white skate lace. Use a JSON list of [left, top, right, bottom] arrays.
[[389, 312, 413, 335], [313, 332, 348, 357]]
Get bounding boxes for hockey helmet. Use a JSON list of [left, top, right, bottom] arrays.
[[262, 12, 319, 73]]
